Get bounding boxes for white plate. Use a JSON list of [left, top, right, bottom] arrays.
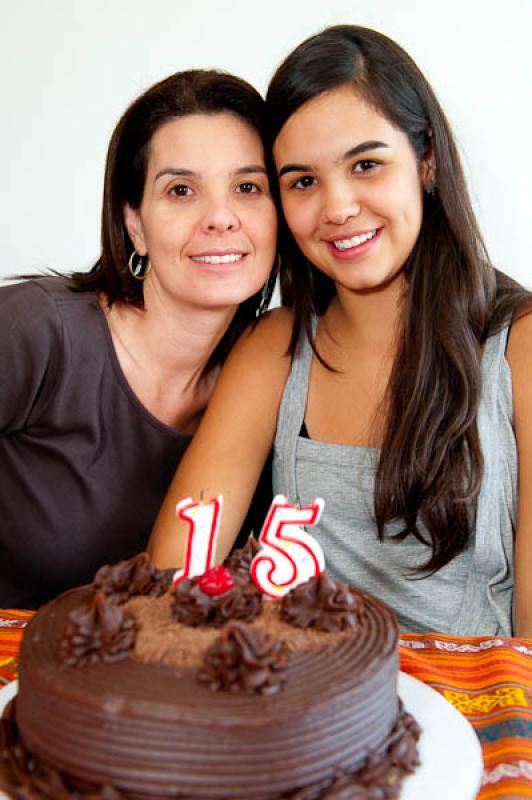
[[399, 671, 483, 799], [0, 673, 483, 800]]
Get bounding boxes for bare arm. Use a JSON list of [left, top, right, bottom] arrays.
[[507, 311, 532, 637], [148, 308, 293, 568]]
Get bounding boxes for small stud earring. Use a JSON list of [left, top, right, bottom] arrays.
[[424, 166, 437, 196]]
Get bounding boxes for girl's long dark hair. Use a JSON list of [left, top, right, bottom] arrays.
[[267, 25, 532, 572], [71, 69, 278, 373]]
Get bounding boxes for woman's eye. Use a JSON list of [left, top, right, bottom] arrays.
[[353, 160, 379, 173], [170, 184, 193, 197], [236, 182, 260, 194], [291, 175, 316, 190]]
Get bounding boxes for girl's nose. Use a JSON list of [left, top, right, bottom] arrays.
[[321, 182, 361, 225]]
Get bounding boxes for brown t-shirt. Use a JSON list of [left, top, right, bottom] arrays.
[[0, 278, 193, 609]]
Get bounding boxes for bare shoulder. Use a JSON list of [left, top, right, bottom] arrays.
[[506, 310, 532, 434], [507, 313, 532, 636], [506, 310, 532, 369], [208, 307, 294, 404], [244, 306, 294, 344], [228, 306, 294, 363], [260, 305, 295, 331]]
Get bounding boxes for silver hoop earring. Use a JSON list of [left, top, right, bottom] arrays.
[[128, 250, 151, 280]]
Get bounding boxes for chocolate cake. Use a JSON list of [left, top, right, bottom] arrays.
[[0, 546, 420, 799]]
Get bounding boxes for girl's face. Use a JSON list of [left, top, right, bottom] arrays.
[[273, 85, 431, 295], [124, 113, 277, 312]]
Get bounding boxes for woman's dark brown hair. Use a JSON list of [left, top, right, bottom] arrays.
[[71, 69, 278, 371], [266, 25, 532, 572]]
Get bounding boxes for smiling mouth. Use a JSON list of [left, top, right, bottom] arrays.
[[190, 253, 245, 265], [331, 229, 378, 251]]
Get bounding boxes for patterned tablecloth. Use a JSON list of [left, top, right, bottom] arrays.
[[1, 609, 531, 799]]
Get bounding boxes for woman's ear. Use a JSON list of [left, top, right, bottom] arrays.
[[420, 132, 437, 193], [123, 204, 148, 256]]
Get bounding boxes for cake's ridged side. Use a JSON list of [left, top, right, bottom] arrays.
[[16, 587, 400, 799]]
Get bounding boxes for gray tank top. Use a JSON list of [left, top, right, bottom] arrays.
[[273, 320, 517, 635]]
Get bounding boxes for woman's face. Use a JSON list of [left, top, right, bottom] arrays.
[[273, 85, 431, 295], [124, 113, 277, 312]]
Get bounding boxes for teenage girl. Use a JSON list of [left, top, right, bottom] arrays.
[[149, 27, 532, 636]]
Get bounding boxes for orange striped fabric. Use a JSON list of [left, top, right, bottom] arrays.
[[0, 609, 33, 685], [400, 633, 532, 799], [0, 612, 530, 798]]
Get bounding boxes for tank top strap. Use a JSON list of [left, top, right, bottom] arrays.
[[482, 323, 510, 371], [478, 323, 513, 419], [273, 317, 317, 504], [452, 322, 516, 634]]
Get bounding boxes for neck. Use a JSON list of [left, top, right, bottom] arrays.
[[325, 276, 405, 352], [105, 289, 236, 384]]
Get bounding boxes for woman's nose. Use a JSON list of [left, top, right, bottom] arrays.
[[201, 197, 240, 234], [321, 182, 361, 225]]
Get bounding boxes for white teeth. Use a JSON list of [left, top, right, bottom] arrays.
[[333, 230, 377, 250], [192, 253, 244, 264]]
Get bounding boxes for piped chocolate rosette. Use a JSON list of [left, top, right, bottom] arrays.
[[171, 564, 263, 628], [0, 542, 420, 800]]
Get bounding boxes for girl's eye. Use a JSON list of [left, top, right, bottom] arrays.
[[236, 182, 260, 194], [353, 159, 379, 173], [170, 184, 193, 197], [291, 175, 316, 190]]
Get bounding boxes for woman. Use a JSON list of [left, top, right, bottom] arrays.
[[149, 28, 532, 637], [0, 69, 278, 609]]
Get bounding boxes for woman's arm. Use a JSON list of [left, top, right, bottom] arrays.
[[507, 311, 532, 637], [148, 308, 293, 568]]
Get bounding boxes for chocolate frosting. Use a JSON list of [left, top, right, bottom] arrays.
[[92, 552, 173, 603], [1, 697, 420, 799], [59, 591, 136, 667], [1, 699, 129, 798], [171, 576, 262, 627], [198, 621, 287, 695], [281, 572, 363, 632], [223, 536, 261, 584]]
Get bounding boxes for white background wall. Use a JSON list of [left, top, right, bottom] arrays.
[[1, 0, 530, 288]]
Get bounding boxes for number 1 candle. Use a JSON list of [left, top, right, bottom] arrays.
[[172, 495, 223, 586]]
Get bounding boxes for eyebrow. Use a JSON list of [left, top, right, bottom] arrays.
[[154, 165, 268, 183], [278, 140, 389, 177]]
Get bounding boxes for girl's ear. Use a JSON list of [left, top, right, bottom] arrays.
[[123, 204, 148, 256], [420, 131, 436, 192]]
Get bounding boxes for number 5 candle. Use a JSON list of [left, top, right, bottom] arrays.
[[250, 494, 325, 598]]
